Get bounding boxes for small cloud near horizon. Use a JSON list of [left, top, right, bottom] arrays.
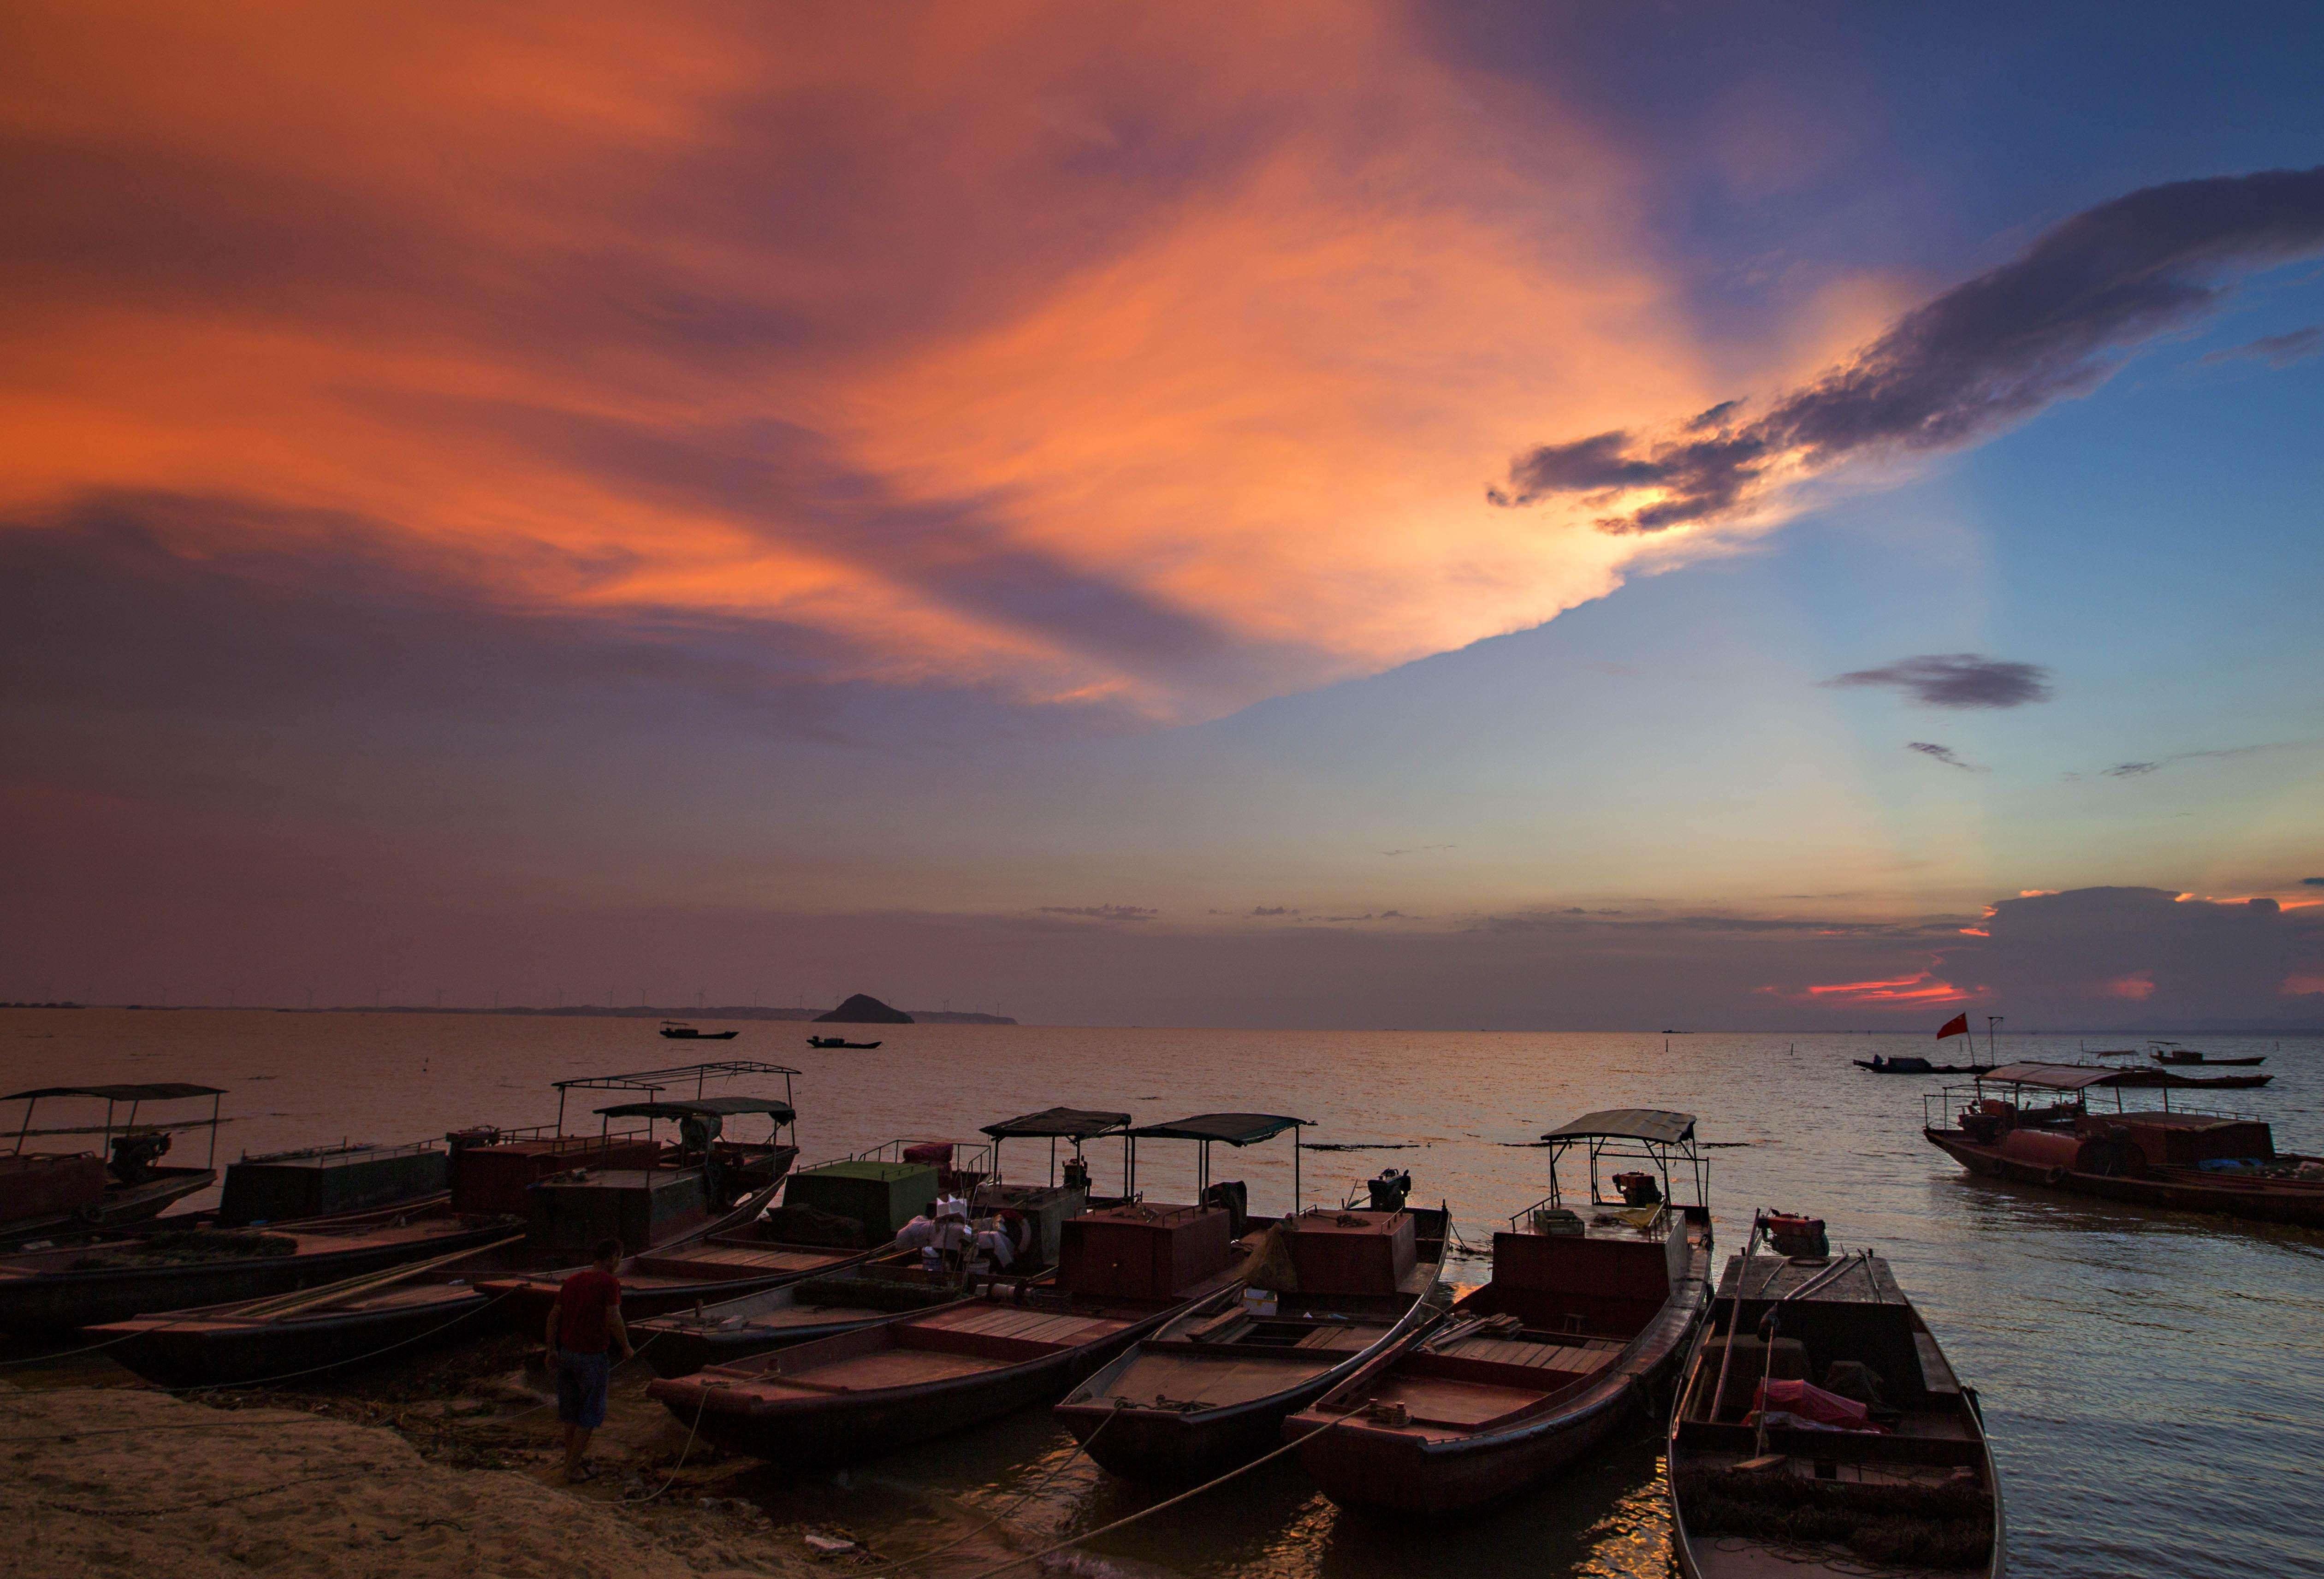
[[1828, 654, 2052, 709], [1907, 742, 1981, 771], [1035, 905, 1158, 922]]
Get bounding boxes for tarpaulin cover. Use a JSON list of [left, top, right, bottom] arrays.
[[592, 1096, 795, 1121], [1129, 1113, 1311, 1146], [979, 1107, 1132, 1140], [1752, 1377, 1884, 1432], [1540, 1109, 1696, 1145], [6, 1083, 225, 1102]]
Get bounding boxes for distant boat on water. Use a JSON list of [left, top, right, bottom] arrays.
[[2149, 1042, 2265, 1067], [661, 1021, 739, 1040], [807, 1036, 882, 1049]]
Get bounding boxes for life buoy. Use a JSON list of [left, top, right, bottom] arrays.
[[2043, 1165, 2068, 1186]]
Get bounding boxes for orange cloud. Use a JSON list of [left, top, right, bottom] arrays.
[[1761, 971, 1978, 1004], [0, 0, 1759, 720]]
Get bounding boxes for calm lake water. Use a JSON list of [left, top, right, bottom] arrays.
[[7, 1010, 2322, 1578]]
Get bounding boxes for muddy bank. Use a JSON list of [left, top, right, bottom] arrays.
[[4, 1381, 830, 1579]]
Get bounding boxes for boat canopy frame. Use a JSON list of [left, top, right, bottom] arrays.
[[1124, 1112, 1316, 1214], [553, 1060, 800, 1127], [7, 1083, 226, 1168], [1924, 1068, 2259, 1130], [979, 1106, 1132, 1187], [1512, 1108, 1709, 1232]]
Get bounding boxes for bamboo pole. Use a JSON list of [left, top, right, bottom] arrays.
[[232, 1233, 527, 1321]]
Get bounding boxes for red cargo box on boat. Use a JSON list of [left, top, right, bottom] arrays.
[[1061, 1202, 1231, 1300], [1283, 1210, 1415, 1294], [0, 1152, 107, 1223]]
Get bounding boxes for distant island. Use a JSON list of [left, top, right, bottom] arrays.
[[814, 992, 913, 1024]]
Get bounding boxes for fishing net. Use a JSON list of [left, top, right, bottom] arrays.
[[70, 1229, 297, 1269], [1675, 1465, 1994, 1570]]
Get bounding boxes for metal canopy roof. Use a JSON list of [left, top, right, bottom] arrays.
[[593, 1096, 796, 1121], [6, 1083, 226, 1102], [555, 1060, 801, 1091], [1969, 1061, 2262, 1092], [1129, 1112, 1311, 1146], [1540, 1109, 1697, 1146], [980, 1106, 1132, 1140]]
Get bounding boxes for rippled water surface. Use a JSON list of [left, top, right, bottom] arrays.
[[7, 1012, 2322, 1577]]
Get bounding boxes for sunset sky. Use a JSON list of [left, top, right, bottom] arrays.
[[6, 1, 2321, 1028]]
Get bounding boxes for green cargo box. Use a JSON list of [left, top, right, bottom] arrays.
[[218, 1143, 450, 1226], [782, 1160, 938, 1242], [526, 1168, 710, 1253]]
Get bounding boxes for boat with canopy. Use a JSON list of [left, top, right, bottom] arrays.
[[1924, 1063, 2322, 1227], [1283, 1108, 1712, 1514], [3, 1084, 226, 1247], [1054, 1113, 1447, 1483], [644, 1110, 1282, 1466]]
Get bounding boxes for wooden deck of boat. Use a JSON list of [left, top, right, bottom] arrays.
[[626, 1242, 858, 1282], [722, 1302, 1141, 1397], [1715, 1255, 1903, 1304]]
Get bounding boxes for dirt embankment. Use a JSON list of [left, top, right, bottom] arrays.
[[5, 1384, 827, 1579]]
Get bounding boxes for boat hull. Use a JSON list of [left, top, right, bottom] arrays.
[[0, 1217, 519, 1337], [1287, 1228, 1710, 1516], [662, 1312, 1163, 1465], [1061, 1298, 1441, 1484], [96, 1289, 498, 1388], [0, 1167, 217, 1250], [1925, 1128, 2324, 1228]]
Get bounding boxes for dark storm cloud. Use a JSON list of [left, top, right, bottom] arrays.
[[2198, 326, 2324, 368], [1490, 167, 2324, 530], [1906, 742, 1980, 771], [1827, 654, 2052, 708], [1034, 905, 1158, 921], [2304, 877, 2324, 887]]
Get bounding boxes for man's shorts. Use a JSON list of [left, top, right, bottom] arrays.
[[556, 1349, 612, 1429]]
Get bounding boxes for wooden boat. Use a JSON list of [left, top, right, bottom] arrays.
[[1854, 1057, 1986, 1075], [660, 1021, 741, 1040], [806, 1036, 881, 1049], [1923, 1063, 2324, 1228], [88, 1177, 784, 1387], [0, 1198, 525, 1337], [2, 1083, 227, 1247], [1054, 1113, 1446, 1483], [648, 1193, 1257, 1465], [1284, 1109, 1713, 1514], [635, 1104, 1132, 1376], [82, 1063, 810, 1376], [1667, 1230, 2004, 1578], [632, 1252, 969, 1377], [2150, 1044, 2265, 1067]]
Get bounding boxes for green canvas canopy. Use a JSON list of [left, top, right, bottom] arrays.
[[593, 1096, 796, 1122], [1128, 1113, 1312, 1146], [980, 1106, 1132, 1140], [1540, 1109, 1696, 1146]]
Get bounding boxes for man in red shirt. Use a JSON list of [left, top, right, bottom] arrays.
[[545, 1236, 632, 1483]]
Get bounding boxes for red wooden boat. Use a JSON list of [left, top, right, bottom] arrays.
[[647, 1191, 1257, 1465], [1054, 1114, 1448, 1483], [1667, 1225, 2004, 1578], [1923, 1064, 2324, 1228], [1283, 1109, 1713, 1515], [2, 1083, 226, 1247], [637, 1105, 1132, 1376]]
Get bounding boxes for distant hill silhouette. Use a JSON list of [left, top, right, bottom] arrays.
[[814, 992, 914, 1024]]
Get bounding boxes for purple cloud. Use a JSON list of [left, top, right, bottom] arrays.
[[1491, 166, 2324, 531], [1828, 654, 2053, 708]]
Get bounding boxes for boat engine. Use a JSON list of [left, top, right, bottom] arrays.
[[1764, 1211, 1828, 1258], [1061, 1153, 1091, 1193], [1365, 1168, 1413, 1211], [107, 1129, 171, 1185], [1611, 1170, 1662, 1207]]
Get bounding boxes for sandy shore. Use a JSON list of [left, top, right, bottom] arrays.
[[5, 1382, 830, 1579]]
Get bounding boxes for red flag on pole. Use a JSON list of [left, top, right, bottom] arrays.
[[1936, 1012, 1970, 1040]]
